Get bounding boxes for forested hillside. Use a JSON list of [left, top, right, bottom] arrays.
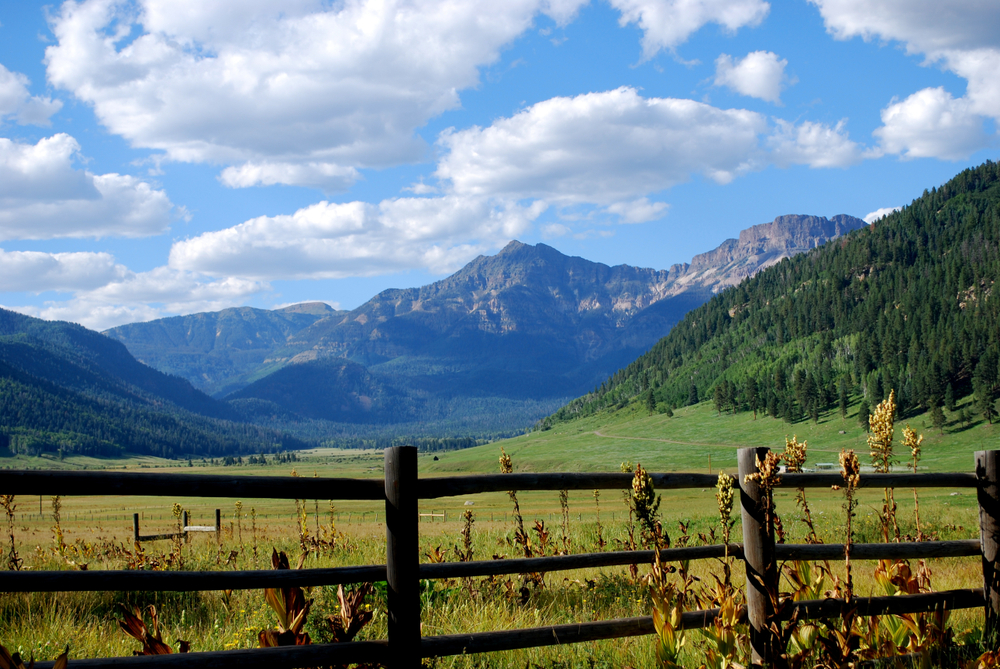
[[0, 309, 310, 458], [546, 161, 1000, 429]]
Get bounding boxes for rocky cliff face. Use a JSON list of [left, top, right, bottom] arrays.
[[665, 214, 866, 296]]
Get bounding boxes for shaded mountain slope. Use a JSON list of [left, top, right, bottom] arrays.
[[104, 303, 340, 396], [0, 308, 309, 457]]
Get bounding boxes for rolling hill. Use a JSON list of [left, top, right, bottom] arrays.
[[0, 308, 309, 458]]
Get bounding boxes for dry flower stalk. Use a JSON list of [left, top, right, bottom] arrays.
[[868, 390, 900, 541], [903, 424, 925, 541]]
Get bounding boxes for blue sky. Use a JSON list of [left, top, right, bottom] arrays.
[[0, 0, 997, 330]]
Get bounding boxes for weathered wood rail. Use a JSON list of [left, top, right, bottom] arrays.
[[5, 446, 999, 669]]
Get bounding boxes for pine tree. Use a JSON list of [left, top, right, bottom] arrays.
[[929, 398, 946, 433], [838, 377, 849, 419], [687, 384, 699, 406], [944, 383, 956, 412], [858, 399, 871, 432]]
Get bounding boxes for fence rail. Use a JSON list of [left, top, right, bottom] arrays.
[[4, 446, 998, 669]]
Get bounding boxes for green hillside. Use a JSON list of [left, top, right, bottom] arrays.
[[0, 308, 310, 459], [425, 393, 994, 476], [545, 160, 1000, 431]]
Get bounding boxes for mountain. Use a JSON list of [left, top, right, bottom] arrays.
[[106, 214, 865, 434], [0, 308, 309, 458], [104, 302, 341, 397], [544, 161, 1000, 431]]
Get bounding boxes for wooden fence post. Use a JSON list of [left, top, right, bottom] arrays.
[[738, 447, 778, 667], [385, 446, 420, 668], [183, 510, 190, 543], [215, 509, 221, 545], [977, 450, 1000, 649], [133, 513, 140, 543]]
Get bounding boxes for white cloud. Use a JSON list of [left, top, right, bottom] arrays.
[[0, 134, 175, 239], [5, 265, 266, 331], [714, 51, 788, 103], [610, 0, 770, 59], [541, 222, 571, 238], [810, 0, 999, 54], [873, 87, 988, 160], [0, 64, 62, 126], [0, 249, 127, 292], [169, 196, 545, 280], [219, 162, 361, 192], [811, 0, 1000, 156], [44, 0, 589, 190], [44, 0, 780, 188], [435, 87, 767, 207], [864, 206, 900, 223], [605, 198, 669, 223], [768, 119, 863, 168]]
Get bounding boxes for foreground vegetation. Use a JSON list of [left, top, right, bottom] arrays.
[[1, 394, 996, 667]]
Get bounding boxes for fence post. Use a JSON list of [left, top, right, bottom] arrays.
[[133, 513, 140, 543], [183, 510, 190, 543], [738, 447, 778, 667], [215, 509, 221, 545], [385, 446, 420, 668], [977, 450, 1000, 649]]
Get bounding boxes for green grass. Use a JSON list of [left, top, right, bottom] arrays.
[[424, 395, 996, 476]]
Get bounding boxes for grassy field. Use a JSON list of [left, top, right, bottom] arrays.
[[0, 397, 994, 666]]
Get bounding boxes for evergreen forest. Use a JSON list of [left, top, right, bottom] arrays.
[[545, 160, 1000, 430]]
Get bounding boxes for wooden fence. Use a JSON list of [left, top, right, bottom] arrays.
[[2, 446, 998, 669]]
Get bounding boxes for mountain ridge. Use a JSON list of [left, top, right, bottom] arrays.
[[104, 213, 865, 435]]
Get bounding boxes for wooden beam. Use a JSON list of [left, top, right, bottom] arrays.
[[782, 472, 978, 489], [385, 446, 420, 669], [0, 565, 388, 592], [0, 471, 384, 500], [32, 641, 388, 669], [739, 446, 778, 668], [774, 539, 980, 561], [416, 472, 719, 497], [3, 538, 979, 593], [420, 544, 740, 580], [978, 450, 1000, 649]]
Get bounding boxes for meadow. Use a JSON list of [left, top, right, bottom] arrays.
[[0, 397, 996, 667]]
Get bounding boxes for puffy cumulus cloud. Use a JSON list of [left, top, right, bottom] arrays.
[[605, 198, 669, 223], [0, 249, 127, 293], [169, 196, 545, 280], [610, 0, 770, 59], [6, 265, 266, 331], [435, 87, 767, 207], [714, 51, 788, 103], [873, 88, 988, 161], [0, 134, 175, 239], [811, 0, 1000, 155], [44, 0, 589, 190], [864, 206, 900, 223], [0, 64, 62, 126], [810, 0, 999, 54], [219, 162, 361, 192], [768, 119, 864, 168]]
